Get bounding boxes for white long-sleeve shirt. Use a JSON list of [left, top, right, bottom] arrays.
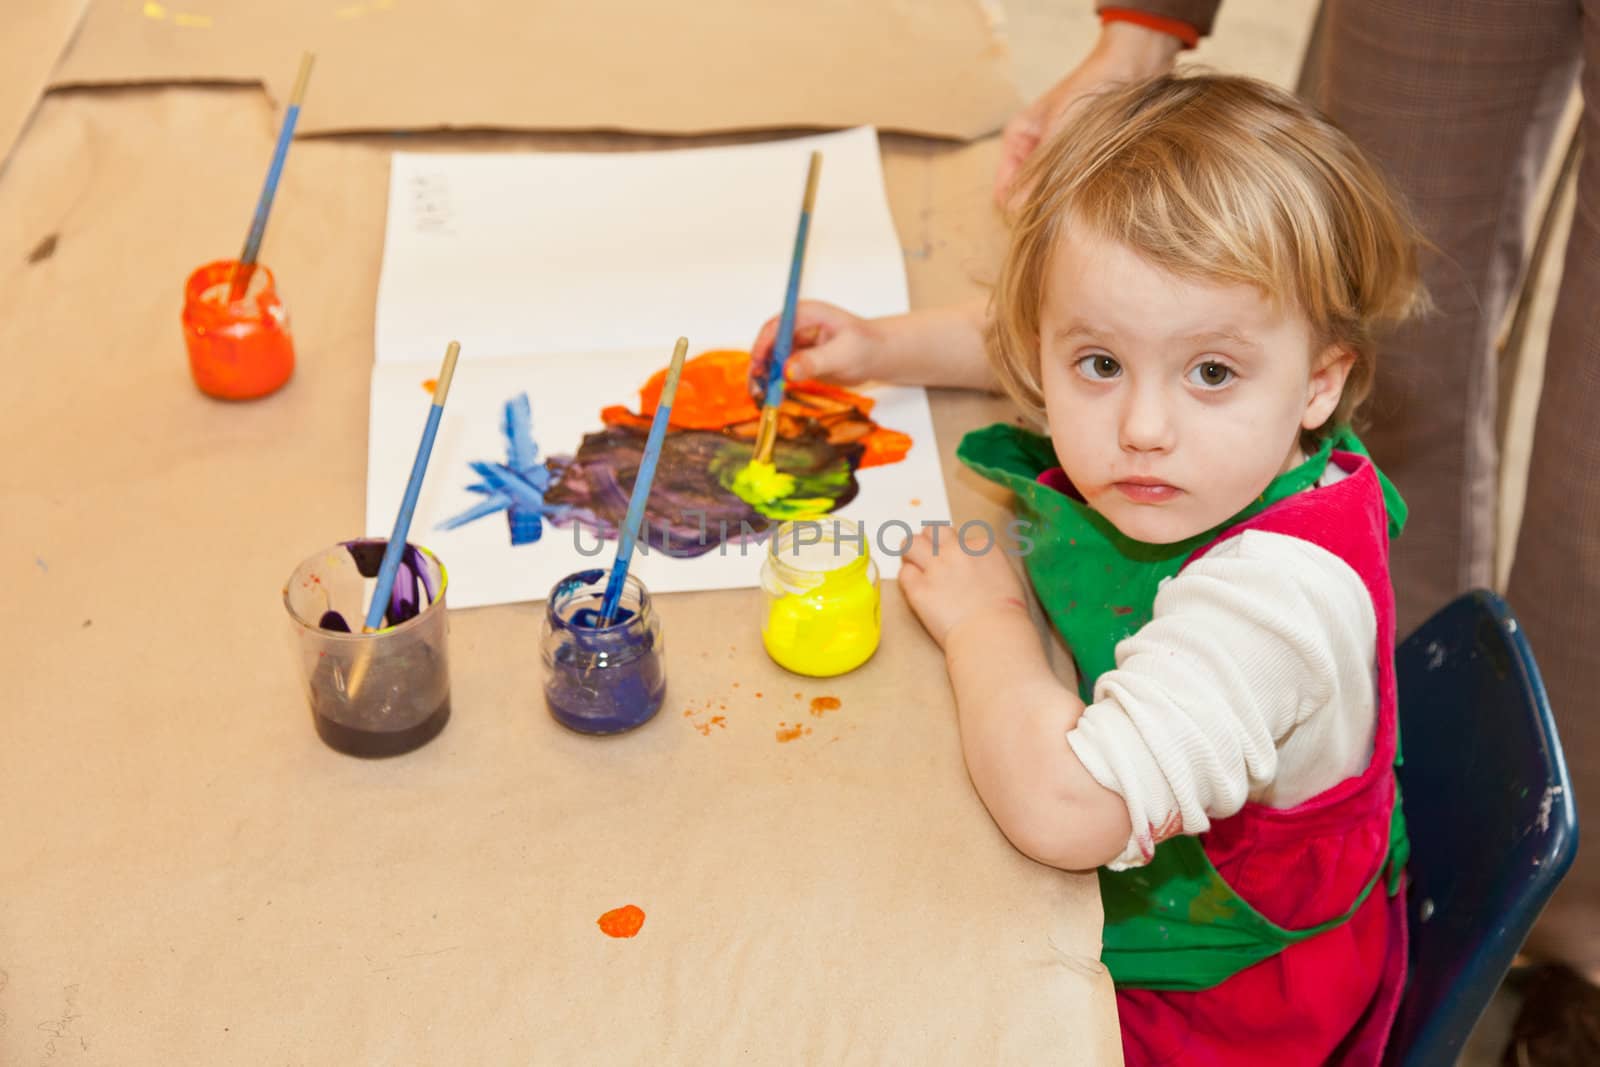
[[1066, 479, 1379, 871]]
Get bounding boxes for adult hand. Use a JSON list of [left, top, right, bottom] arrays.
[[994, 20, 1184, 209]]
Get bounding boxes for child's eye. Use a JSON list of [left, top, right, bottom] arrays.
[[1075, 354, 1122, 380], [1187, 361, 1234, 388]]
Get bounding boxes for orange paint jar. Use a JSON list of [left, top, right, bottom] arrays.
[[181, 259, 295, 400]]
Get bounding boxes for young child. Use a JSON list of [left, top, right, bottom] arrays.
[[750, 75, 1426, 1064]]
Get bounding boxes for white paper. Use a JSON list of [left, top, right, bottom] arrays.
[[366, 353, 952, 609], [374, 127, 910, 363], [369, 126, 951, 609]]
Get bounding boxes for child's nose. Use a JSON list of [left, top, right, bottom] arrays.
[[1118, 386, 1176, 453]]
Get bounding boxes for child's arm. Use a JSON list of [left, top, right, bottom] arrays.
[[905, 525, 1383, 875], [899, 530, 1133, 871], [747, 299, 996, 397]]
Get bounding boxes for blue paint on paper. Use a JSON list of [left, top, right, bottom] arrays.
[[438, 393, 566, 545]]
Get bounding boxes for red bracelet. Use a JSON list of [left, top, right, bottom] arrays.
[[1099, 8, 1201, 50]]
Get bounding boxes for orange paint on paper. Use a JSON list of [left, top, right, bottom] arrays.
[[598, 905, 646, 938], [910, 498, 922, 507], [422, 378, 438, 395], [754, 691, 763, 698], [809, 696, 841, 717], [597, 349, 912, 468], [776, 723, 804, 743]]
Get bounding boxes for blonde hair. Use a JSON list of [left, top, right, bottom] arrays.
[[990, 73, 1427, 447]]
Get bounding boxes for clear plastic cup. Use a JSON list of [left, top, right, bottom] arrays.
[[283, 539, 450, 757]]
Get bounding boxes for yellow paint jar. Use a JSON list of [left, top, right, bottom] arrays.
[[760, 520, 880, 677]]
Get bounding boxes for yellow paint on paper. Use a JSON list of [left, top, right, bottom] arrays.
[[174, 12, 213, 27], [142, 2, 168, 19], [730, 459, 795, 507]]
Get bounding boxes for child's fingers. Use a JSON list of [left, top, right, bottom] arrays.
[[747, 316, 781, 398], [901, 529, 936, 570]]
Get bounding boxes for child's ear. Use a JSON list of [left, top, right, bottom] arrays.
[[1303, 343, 1355, 432]]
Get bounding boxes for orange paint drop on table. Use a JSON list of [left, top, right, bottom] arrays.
[[598, 904, 646, 938]]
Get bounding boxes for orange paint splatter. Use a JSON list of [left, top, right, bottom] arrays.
[[776, 723, 804, 743], [597, 350, 911, 469], [732, 681, 740, 688], [692, 714, 728, 736], [598, 904, 646, 938], [793, 691, 802, 699], [910, 498, 922, 506], [754, 691, 763, 698], [422, 378, 438, 394], [809, 696, 841, 717]]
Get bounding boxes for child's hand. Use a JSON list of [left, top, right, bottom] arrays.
[[747, 300, 885, 400], [898, 525, 1029, 650]]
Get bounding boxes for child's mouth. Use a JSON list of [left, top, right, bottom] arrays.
[[1113, 480, 1180, 503]]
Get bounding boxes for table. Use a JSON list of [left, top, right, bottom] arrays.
[[0, 3, 1317, 1059]]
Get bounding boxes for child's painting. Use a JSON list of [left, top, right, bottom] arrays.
[[366, 349, 950, 609], [366, 125, 940, 609]]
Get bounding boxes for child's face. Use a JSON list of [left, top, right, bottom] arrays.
[[1038, 229, 1351, 545]]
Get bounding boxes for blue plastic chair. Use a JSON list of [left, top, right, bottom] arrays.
[[1385, 589, 1580, 1066]]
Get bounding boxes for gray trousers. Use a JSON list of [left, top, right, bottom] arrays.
[[1301, 0, 1599, 972]]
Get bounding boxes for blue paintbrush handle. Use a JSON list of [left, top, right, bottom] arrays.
[[763, 206, 814, 410], [599, 397, 673, 623], [365, 401, 445, 631], [599, 338, 689, 625], [238, 102, 302, 269]]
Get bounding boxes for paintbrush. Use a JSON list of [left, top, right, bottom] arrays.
[[597, 337, 690, 626], [227, 52, 315, 301], [345, 340, 461, 699], [750, 151, 823, 465]]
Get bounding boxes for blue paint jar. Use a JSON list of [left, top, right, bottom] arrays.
[[541, 569, 667, 735]]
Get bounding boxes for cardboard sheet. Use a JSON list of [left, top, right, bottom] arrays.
[[0, 87, 1119, 1063], [49, 0, 1022, 141], [0, 0, 89, 172]]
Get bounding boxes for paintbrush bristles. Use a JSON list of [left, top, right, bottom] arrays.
[[752, 406, 780, 465]]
